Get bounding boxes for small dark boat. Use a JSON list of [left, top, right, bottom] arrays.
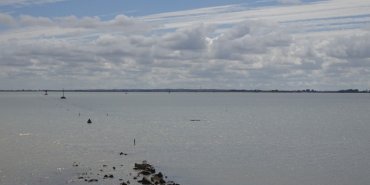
[[87, 118, 92, 124], [60, 89, 66, 99], [44, 90, 48, 95]]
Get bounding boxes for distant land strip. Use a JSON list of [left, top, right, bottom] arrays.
[[0, 89, 369, 93]]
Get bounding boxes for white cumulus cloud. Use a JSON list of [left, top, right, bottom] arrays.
[[0, 0, 369, 90]]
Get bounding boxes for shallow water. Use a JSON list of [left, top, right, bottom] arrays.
[[0, 92, 370, 185]]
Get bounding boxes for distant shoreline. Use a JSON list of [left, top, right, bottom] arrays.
[[0, 89, 369, 93]]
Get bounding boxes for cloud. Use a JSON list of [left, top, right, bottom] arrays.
[[0, 14, 151, 43], [277, 0, 302, 5], [211, 21, 292, 62], [19, 15, 54, 26], [0, 0, 370, 90], [139, 0, 370, 33], [161, 24, 210, 51], [0, 0, 66, 6], [0, 13, 16, 26], [325, 33, 370, 59]]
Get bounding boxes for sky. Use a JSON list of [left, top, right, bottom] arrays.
[[0, 0, 369, 90]]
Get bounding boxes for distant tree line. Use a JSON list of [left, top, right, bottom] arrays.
[[0, 88, 369, 93]]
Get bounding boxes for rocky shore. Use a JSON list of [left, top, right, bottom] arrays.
[[134, 161, 179, 185], [70, 153, 179, 185]]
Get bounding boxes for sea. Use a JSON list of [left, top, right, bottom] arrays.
[[0, 92, 369, 185]]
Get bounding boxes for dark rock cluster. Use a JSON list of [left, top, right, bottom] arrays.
[[134, 161, 179, 185], [71, 156, 179, 185]]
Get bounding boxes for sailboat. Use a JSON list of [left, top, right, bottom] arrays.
[[60, 89, 66, 99]]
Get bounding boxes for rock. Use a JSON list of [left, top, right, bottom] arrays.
[[157, 172, 163, 178], [134, 162, 155, 174], [103, 174, 114, 179], [138, 177, 152, 185], [149, 168, 155, 174], [121, 182, 127, 185], [166, 181, 179, 185], [134, 163, 150, 170], [139, 170, 152, 176], [87, 179, 98, 182], [72, 162, 79, 167], [151, 175, 165, 184]]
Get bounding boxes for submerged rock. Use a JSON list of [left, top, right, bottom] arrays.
[[138, 177, 152, 185], [157, 172, 163, 178], [134, 161, 155, 174], [72, 160, 178, 185], [167, 181, 180, 185], [87, 179, 98, 183], [151, 175, 166, 184], [139, 170, 152, 176], [72, 162, 79, 167], [103, 174, 114, 179]]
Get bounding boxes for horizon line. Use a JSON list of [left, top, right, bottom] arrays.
[[0, 88, 369, 93]]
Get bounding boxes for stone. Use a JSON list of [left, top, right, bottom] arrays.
[[157, 172, 163, 178], [139, 170, 152, 176], [87, 179, 98, 182], [151, 175, 165, 184], [138, 177, 152, 185], [104, 174, 114, 179]]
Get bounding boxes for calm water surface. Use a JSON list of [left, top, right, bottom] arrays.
[[0, 92, 370, 185]]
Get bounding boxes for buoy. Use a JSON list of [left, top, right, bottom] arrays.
[[87, 119, 92, 124]]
